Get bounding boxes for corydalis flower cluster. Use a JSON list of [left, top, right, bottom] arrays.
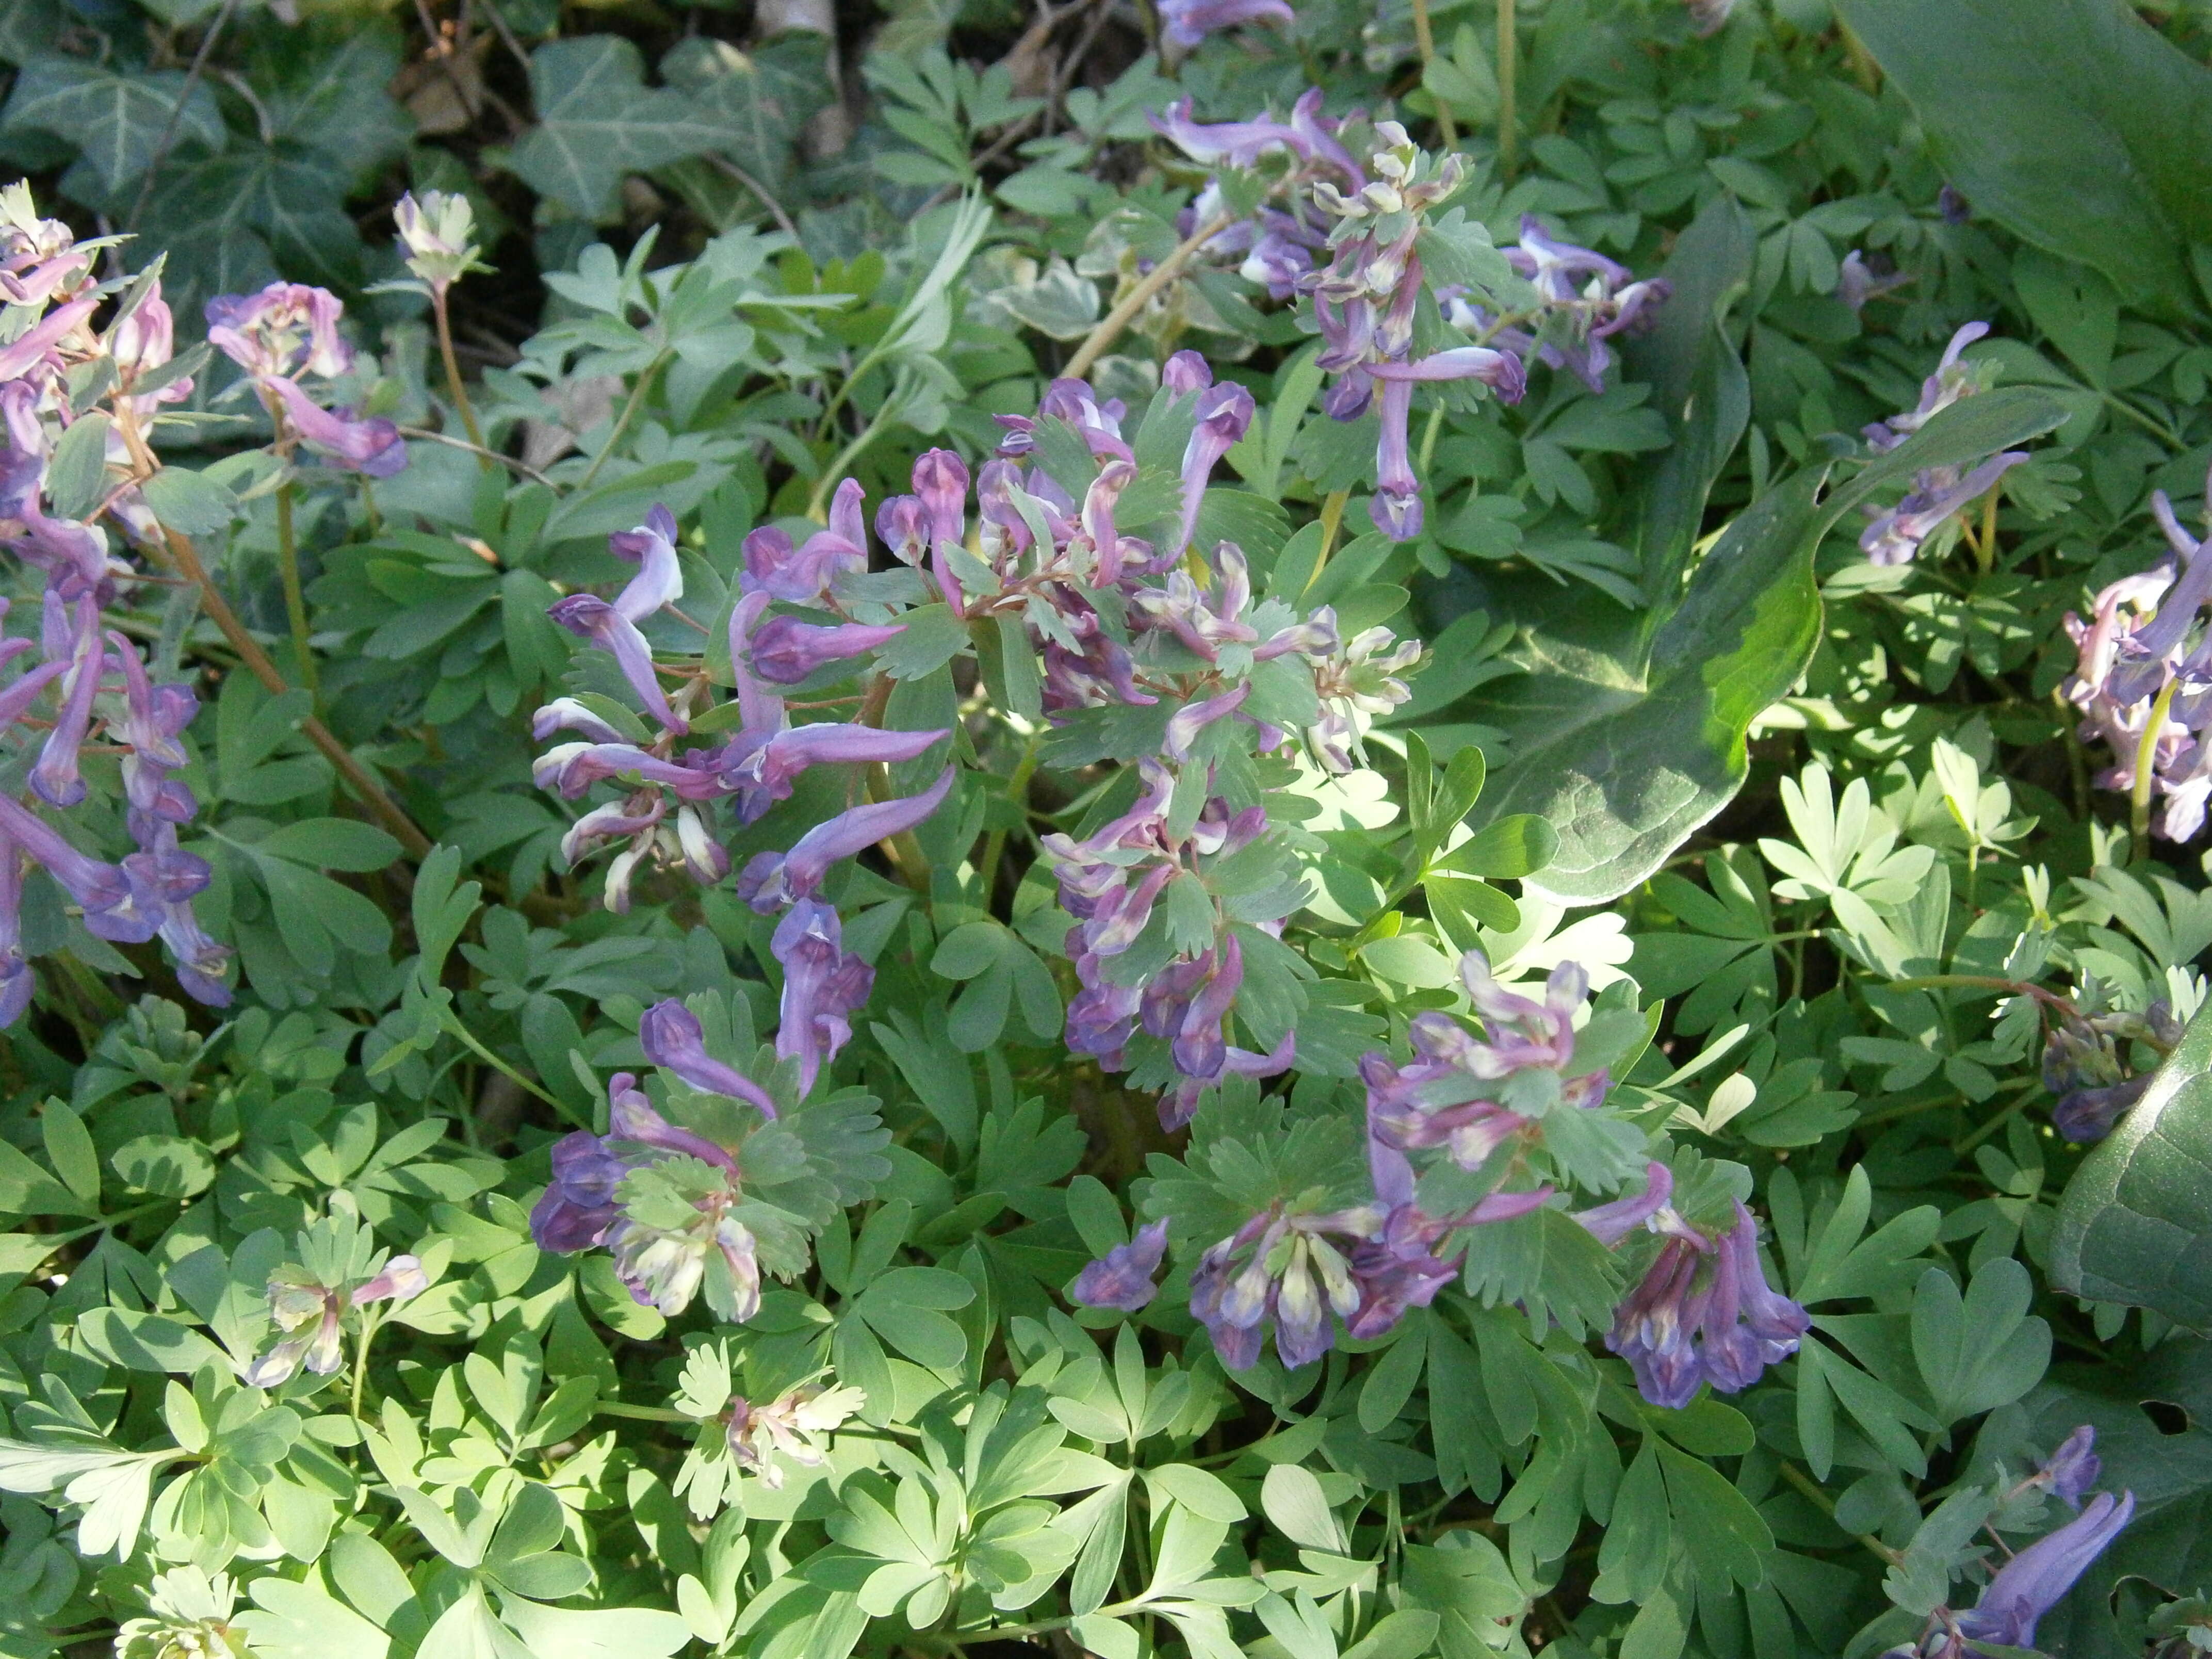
[[1149, 90, 1364, 301], [1436, 215, 1670, 398], [1046, 760, 1293, 1130], [530, 1001, 787, 1321], [1363, 951, 1611, 1173], [1858, 322, 2025, 565], [1306, 123, 1528, 540], [1576, 1161, 1809, 1409], [2061, 474, 2212, 839], [2038, 997, 2178, 1142], [1881, 1439, 2134, 1659], [205, 282, 405, 479], [0, 184, 270, 1023]]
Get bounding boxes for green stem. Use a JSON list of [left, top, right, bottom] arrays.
[[1409, 0, 1456, 148], [2132, 676, 2181, 860], [1954, 1079, 2040, 1155], [350, 1307, 384, 1425], [808, 400, 900, 522], [577, 349, 672, 492], [432, 289, 490, 463], [1495, 0, 1517, 176], [437, 1009, 587, 1129], [274, 476, 317, 698], [597, 1401, 700, 1423], [1777, 1460, 1904, 1565], [978, 731, 1043, 903]]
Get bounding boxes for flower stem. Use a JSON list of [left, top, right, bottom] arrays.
[[438, 1006, 587, 1128], [153, 528, 433, 857], [432, 289, 490, 463], [1777, 1460, 1904, 1565], [2132, 676, 2180, 859], [1409, 0, 1456, 148], [809, 399, 899, 522], [1065, 213, 1235, 380], [274, 478, 318, 698], [1495, 0, 1517, 177], [577, 348, 672, 491]]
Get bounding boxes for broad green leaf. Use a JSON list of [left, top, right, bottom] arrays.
[[1469, 387, 2064, 904], [2053, 997, 2212, 1331], [2, 58, 226, 191], [509, 38, 722, 220], [1834, 0, 2212, 314]]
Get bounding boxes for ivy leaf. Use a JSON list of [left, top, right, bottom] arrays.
[[1, 58, 226, 194], [2053, 997, 2212, 1332], [510, 37, 719, 220]]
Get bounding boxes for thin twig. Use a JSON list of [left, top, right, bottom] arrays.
[[1064, 212, 1233, 378], [126, 0, 242, 233], [1409, 0, 1456, 148], [704, 153, 801, 239], [155, 528, 434, 858], [398, 426, 552, 484]]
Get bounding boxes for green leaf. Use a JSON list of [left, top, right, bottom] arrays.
[[44, 412, 110, 522], [1910, 1260, 2052, 1423], [2053, 996, 2212, 1331], [509, 37, 721, 220], [39, 1100, 99, 1206], [1470, 387, 2065, 905], [877, 604, 970, 681], [2, 58, 226, 192], [1834, 0, 2212, 315], [1624, 193, 1756, 601], [1655, 1440, 1771, 1590], [255, 820, 404, 872]]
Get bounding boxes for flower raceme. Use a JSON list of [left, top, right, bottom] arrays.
[[0, 192, 403, 1024], [1576, 1161, 1810, 1409], [2061, 470, 2212, 840], [528, 363, 1404, 1132]]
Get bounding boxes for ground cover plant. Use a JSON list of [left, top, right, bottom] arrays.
[[0, 0, 2208, 1656]]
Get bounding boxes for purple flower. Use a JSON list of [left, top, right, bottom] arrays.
[[1156, 0, 1293, 46], [0, 826, 28, 1028], [1836, 251, 1912, 313], [742, 481, 868, 604], [719, 722, 949, 822], [0, 295, 96, 384], [772, 897, 874, 1096], [243, 1254, 428, 1389], [531, 698, 630, 745], [110, 633, 198, 828], [206, 284, 353, 381], [1864, 322, 1994, 453], [0, 792, 153, 944], [1956, 1491, 2135, 1649], [263, 376, 406, 479], [1860, 453, 2026, 565], [736, 767, 955, 912], [548, 594, 687, 735], [29, 593, 104, 808], [747, 616, 906, 685], [1190, 1206, 1378, 1371], [1603, 1202, 1809, 1409], [1172, 383, 1255, 558], [2039, 1425, 2102, 1509], [1158, 1030, 1293, 1131], [1575, 1161, 1683, 1248], [608, 505, 683, 622], [1071, 1218, 1169, 1311], [531, 1131, 630, 1251], [639, 1001, 780, 1119], [1149, 91, 1357, 180]]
